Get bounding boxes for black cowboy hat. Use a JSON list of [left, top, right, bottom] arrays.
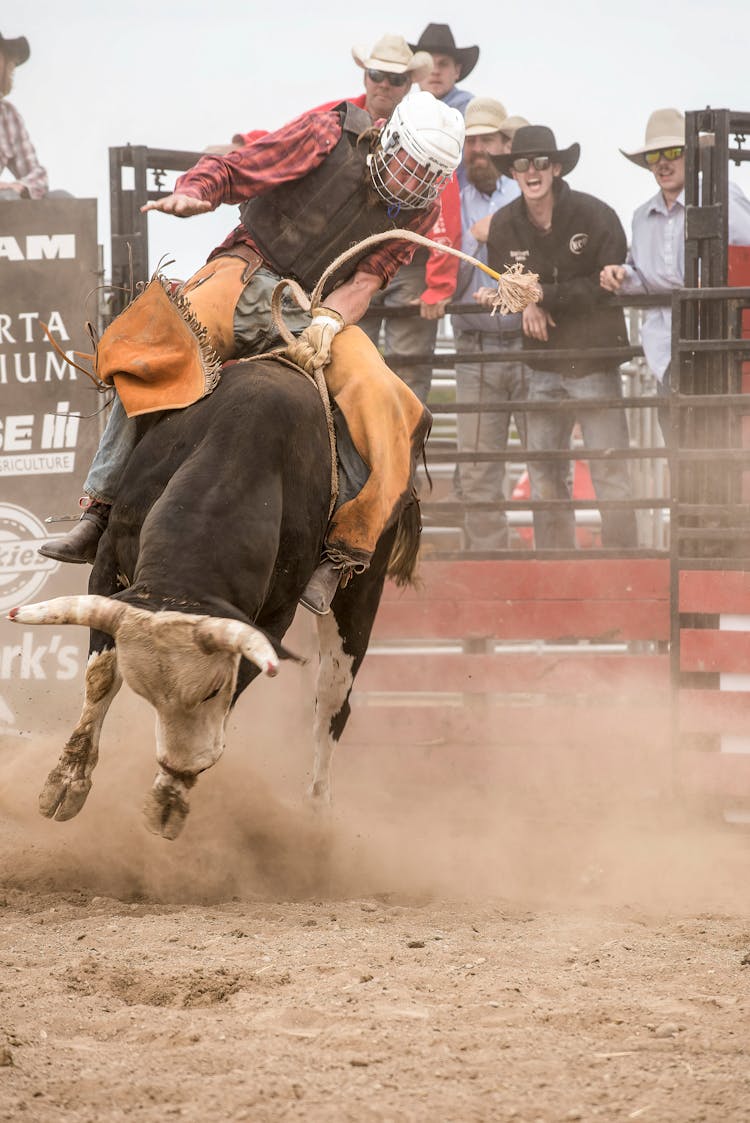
[[408, 24, 479, 81], [0, 33, 30, 65], [491, 125, 580, 177]]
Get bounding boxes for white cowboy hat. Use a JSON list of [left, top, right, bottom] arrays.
[[464, 98, 507, 136], [621, 108, 685, 168], [496, 114, 531, 139], [465, 98, 529, 138], [352, 34, 432, 84]]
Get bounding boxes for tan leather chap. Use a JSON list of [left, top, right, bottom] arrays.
[[323, 326, 430, 564], [179, 250, 262, 360]]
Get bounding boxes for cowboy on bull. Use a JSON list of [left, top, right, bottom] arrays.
[[41, 90, 464, 614]]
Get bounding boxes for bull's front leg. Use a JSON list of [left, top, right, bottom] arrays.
[[39, 643, 122, 821], [311, 611, 356, 804]]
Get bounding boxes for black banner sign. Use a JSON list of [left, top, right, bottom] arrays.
[[0, 199, 105, 733]]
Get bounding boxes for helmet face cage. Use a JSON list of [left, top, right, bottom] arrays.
[[368, 145, 448, 210]]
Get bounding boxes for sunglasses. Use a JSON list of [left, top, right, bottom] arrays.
[[366, 68, 410, 88], [644, 146, 685, 165], [511, 155, 552, 173]]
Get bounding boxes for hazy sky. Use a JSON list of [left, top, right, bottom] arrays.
[[5, 0, 750, 279]]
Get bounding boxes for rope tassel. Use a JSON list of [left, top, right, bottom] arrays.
[[484, 261, 543, 316]]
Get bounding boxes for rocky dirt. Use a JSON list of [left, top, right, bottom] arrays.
[[1, 674, 749, 1122]]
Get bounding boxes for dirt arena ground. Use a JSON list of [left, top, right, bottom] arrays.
[[1, 658, 749, 1123]]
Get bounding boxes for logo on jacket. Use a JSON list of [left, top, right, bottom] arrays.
[[510, 249, 530, 263], [569, 233, 588, 255]]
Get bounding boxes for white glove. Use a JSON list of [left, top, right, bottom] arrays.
[[286, 307, 344, 375]]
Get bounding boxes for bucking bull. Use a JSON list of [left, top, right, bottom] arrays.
[[8, 354, 420, 840]]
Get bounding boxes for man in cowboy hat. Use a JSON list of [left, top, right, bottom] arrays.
[[600, 108, 750, 441], [221, 34, 432, 152], [0, 31, 48, 199], [346, 35, 463, 406], [41, 91, 464, 614], [478, 124, 637, 550], [452, 98, 529, 549], [409, 23, 479, 115]]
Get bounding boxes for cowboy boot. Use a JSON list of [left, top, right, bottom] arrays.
[[38, 500, 111, 565], [299, 559, 342, 616]]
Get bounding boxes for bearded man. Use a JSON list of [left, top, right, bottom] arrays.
[[451, 97, 528, 550]]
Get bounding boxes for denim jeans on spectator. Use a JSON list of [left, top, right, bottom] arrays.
[[455, 331, 525, 550], [360, 257, 437, 405], [526, 366, 638, 549]]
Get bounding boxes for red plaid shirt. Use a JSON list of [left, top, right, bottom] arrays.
[[176, 109, 439, 288], [0, 100, 48, 198]]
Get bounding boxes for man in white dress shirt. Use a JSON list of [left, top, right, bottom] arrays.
[[600, 107, 750, 440]]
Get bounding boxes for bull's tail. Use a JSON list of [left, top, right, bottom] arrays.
[[387, 494, 422, 587]]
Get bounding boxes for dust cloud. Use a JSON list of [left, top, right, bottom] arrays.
[[1, 663, 747, 919]]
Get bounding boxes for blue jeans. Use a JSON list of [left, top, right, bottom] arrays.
[[83, 266, 312, 503], [84, 394, 135, 503], [454, 331, 525, 549], [526, 367, 638, 549]]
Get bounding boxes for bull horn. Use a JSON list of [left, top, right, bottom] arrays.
[[194, 617, 286, 677], [8, 595, 129, 636]]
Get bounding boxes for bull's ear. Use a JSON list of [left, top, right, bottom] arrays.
[[193, 617, 305, 676], [8, 595, 128, 636]]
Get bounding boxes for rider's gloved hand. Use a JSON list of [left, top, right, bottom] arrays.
[[286, 307, 344, 375]]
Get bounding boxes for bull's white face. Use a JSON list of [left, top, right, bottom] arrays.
[[9, 595, 283, 839], [114, 613, 240, 776]]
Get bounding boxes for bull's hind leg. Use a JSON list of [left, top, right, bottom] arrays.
[[310, 531, 393, 804], [39, 641, 122, 821], [311, 611, 356, 804]]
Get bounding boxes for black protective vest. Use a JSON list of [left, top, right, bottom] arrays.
[[241, 102, 421, 293]]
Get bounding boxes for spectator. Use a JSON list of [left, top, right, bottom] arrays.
[[452, 98, 528, 550], [318, 33, 433, 120], [410, 23, 478, 116], [0, 31, 48, 200], [355, 35, 466, 405], [225, 34, 433, 152], [600, 107, 750, 442], [480, 125, 638, 550], [41, 93, 464, 613]]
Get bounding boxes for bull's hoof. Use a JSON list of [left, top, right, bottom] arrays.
[[142, 785, 190, 840], [39, 768, 92, 821]]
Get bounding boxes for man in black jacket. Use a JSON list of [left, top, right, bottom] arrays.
[[478, 126, 637, 549]]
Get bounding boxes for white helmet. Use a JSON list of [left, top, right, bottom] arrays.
[[368, 90, 465, 210]]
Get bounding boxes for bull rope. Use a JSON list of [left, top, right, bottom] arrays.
[[270, 229, 542, 341]]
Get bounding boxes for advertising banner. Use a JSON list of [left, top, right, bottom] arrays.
[[0, 198, 105, 734]]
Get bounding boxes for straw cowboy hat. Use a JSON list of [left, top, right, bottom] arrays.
[[491, 125, 580, 176], [0, 33, 30, 65], [464, 98, 529, 139], [408, 24, 479, 81], [352, 34, 432, 84], [620, 108, 685, 168]]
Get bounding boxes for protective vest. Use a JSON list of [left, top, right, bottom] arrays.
[[241, 102, 421, 293]]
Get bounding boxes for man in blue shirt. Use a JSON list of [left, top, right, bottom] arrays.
[[452, 97, 527, 550], [601, 107, 750, 441]]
